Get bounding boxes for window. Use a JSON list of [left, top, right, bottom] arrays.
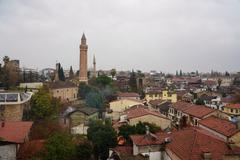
[[236, 110, 239, 113], [0, 94, 5, 102], [6, 94, 18, 102], [231, 109, 233, 113], [194, 119, 198, 126]]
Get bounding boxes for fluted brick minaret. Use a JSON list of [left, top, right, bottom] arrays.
[[79, 33, 88, 83]]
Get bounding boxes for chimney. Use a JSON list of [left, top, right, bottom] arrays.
[[1, 121, 5, 128], [202, 152, 212, 160]]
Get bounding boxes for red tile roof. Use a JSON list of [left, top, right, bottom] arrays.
[[172, 101, 216, 119], [184, 106, 215, 119], [199, 116, 238, 137], [148, 99, 166, 106], [131, 127, 239, 160], [203, 80, 217, 86], [130, 132, 166, 146], [166, 128, 235, 160], [226, 104, 240, 109], [124, 106, 168, 120], [113, 146, 133, 155], [0, 121, 33, 143], [171, 101, 193, 111], [118, 92, 140, 98], [110, 98, 143, 104]]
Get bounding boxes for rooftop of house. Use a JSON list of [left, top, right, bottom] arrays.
[[199, 116, 238, 137], [148, 99, 166, 106], [117, 92, 140, 98], [48, 81, 77, 89], [158, 101, 172, 112], [172, 101, 216, 119], [166, 127, 238, 160], [124, 105, 168, 120], [130, 132, 166, 146], [225, 104, 240, 109], [171, 101, 193, 111], [130, 127, 240, 160], [184, 105, 216, 119], [199, 94, 217, 101], [0, 121, 33, 143], [62, 106, 98, 117], [110, 98, 143, 104], [203, 80, 217, 86], [221, 95, 237, 104]]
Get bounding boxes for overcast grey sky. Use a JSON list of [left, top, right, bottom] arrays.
[[0, 0, 239, 73]]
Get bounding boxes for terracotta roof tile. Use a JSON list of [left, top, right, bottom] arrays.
[[148, 99, 166, 106], [199, 116, 238, 137], [48, 81, 77, 89], [124, 106, 168, 120], [226, 104, 240, 109], [0, 121, 33, 143], [172, 101, 216, 119], [118, 92, 140, 98], [184, 106, 215, 119], [166, 128, 239, 159], [130, 133, 166, 146]]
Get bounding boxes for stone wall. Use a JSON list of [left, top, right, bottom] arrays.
[[2, 104, 24, 121], [0, 144, 17, 160]]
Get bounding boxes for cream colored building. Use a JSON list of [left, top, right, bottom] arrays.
[[129, 114, 171, 130], [108, 99, 144, 120], [145, 91, 161, 102], [145, 90, 177, 103], [123, 106, 171, 130], [48, 81, 78, 102]]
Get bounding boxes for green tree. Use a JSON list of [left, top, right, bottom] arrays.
[[69, 66, 74, 79], [179, 69, 183, 77], [57, 63, 65, 81], [43, 133, 75, 160], [129, 70, 137, 92], [96, 75, 112, 87], [118, 122, 161, 143], [87, 120, 117, 160], [110, 69, 116, 79], [78, 83, 97, 99], [196, 70, 199, 76], [76, 141, 93, 160], [86, 91, 104, 108], [118, 124, 136, 143], [30, 88, 60, 120], [195, 99, 205, 105], [176, 70, 179, 76]]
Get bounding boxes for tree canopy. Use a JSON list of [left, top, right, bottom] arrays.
[[30, 88, 60, 120], [43, 133, 75, 160], [129, 70, 137, 92], [85, 91, 104, 109], [118, 122, 161, 143], [87, 120, 117, 160]]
